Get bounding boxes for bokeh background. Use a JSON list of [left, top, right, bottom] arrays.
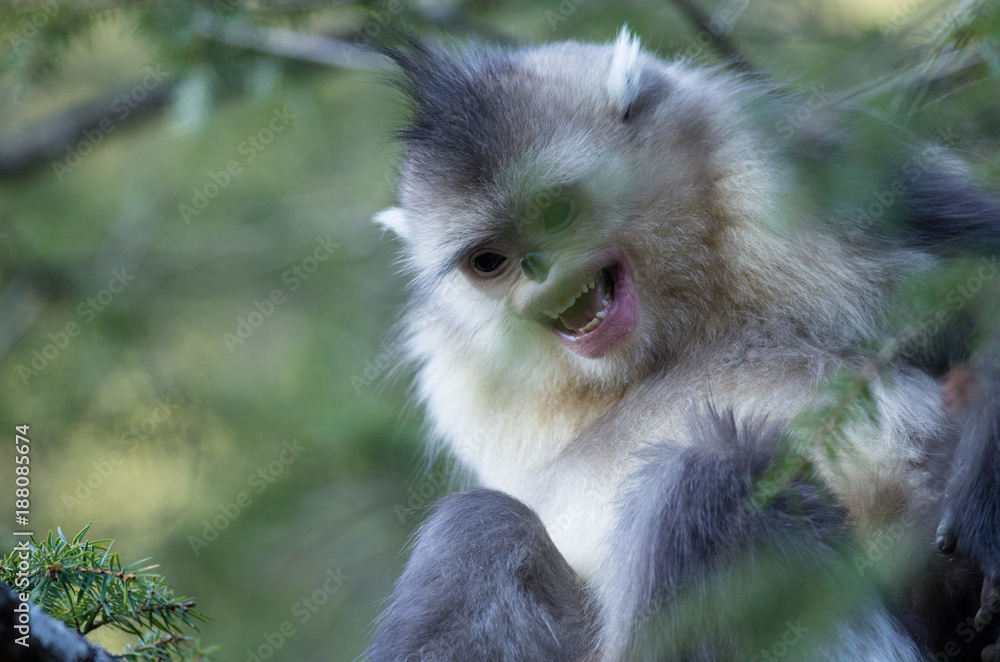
[[1, 0, 998, 660]]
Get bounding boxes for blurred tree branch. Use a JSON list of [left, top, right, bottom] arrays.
[[666, 0, 753, 71], [190, 11, 390, 70], [0, 80, 174, 176], [0, 2, 405, 178]]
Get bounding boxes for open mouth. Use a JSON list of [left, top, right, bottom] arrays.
[[542, 263, 639, 359], [544, 267, 614, 334]]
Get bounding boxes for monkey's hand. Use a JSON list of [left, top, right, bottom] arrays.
[[977, 577, 1000, 662], [936, 367, 1000, 661]]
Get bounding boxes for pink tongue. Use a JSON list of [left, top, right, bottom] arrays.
[[559, 278, 607, 332]]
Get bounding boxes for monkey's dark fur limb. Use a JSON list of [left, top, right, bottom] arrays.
[[900, 172, 1000, 256], [369, 412, 928, 661], [934, 368, 1000, 660], [599, 413, 852, 659], [367, 490, 594, 662], [599, 411, 930, 661], [937, 373, 1000, 571]]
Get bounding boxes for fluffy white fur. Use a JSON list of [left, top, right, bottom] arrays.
[[606, 27, 643, 111]]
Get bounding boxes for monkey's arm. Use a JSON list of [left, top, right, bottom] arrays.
[[936, 367, 1000, 661], [899, 173, 1000, 659], [597, 409, 926, 662], [366, 489, 593, 662]]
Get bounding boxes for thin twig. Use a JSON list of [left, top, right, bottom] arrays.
[[667, 0, 754, 71], [191, 10, 391, 71]]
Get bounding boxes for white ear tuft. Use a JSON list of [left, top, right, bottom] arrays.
[[373, 206, 410, 240], [606, 26, 642, 112]]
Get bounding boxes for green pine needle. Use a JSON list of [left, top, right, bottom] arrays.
[[1, 525, 216, 662]]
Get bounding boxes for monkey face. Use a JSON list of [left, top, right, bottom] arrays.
[[379, 147, 657, 377], [446, 174, 645, 360], [376, 30, 779, 386]]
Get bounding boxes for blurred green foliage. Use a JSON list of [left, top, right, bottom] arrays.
[[0, 0, 998, 660]]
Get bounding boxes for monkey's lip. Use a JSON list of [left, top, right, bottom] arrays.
[[548, 263, 639, 358]]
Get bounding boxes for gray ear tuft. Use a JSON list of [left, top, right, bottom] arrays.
[[373, 206, 411, 241]]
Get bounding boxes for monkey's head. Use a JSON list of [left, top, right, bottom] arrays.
[[376, 30, 792, 391]]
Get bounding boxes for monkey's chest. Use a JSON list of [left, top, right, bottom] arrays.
[[495, 370, 825, 580], [522, 461, 635, 581]]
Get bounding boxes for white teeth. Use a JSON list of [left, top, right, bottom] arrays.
[[572, 291, 612, 335], [549, 278, 602, 316], [541, 272, 611, 328]]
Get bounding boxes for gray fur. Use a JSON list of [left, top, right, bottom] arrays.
[[598, 410, 923, 661], [367, 490, 594, 661], [900, 170, 1000, 255], [383, 39, 520, 191]]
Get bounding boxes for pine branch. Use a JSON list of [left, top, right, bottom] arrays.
[[1, 526, 216, 662]]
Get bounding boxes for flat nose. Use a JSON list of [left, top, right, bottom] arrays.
[[520, 252, 551, 283]]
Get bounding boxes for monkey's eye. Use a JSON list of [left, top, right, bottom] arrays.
[[542, 198, 575, 232], [470, 250, 508, 277]]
